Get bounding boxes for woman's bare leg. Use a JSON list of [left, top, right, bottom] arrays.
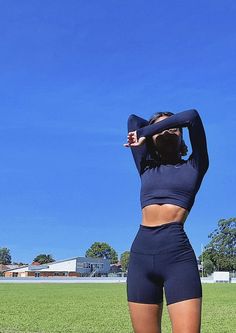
[[167, 298, 202, 333], [128, 301, 163, 333]]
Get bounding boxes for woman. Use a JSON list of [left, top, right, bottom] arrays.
[[123, 109, 209, 333]]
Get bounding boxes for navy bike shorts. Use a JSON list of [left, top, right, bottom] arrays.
[[126, 221, 202, 306]]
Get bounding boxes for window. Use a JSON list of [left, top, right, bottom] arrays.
[[77, 262, 84, 268], [83, 262, 90, 268]]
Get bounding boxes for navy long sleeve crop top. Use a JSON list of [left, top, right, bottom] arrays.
[[127, 109, 209, 212]]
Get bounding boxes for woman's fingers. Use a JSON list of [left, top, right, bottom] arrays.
[[124, 131, 137, 145], [123, 141, 142, 147], [123, 136, 146, 147], [123, 130, 145, 147]]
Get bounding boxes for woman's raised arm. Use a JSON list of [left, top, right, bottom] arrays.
[[125, 114, 150, 175], [136, 109, 209, 173]]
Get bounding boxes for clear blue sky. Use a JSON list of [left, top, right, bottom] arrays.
[[1, 1, 235, 263]]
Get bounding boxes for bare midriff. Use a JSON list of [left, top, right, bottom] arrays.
[[141, 204, 189, 227]]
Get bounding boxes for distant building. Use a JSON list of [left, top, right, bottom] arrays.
[[110, 261, 122, 273], [0, 264, 23, 275], [196, 259, 203, 273], [3, 256, 110, 278]]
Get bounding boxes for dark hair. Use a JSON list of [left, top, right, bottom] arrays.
[[147, 111, 188, 157], [148, 111, 175, 125]]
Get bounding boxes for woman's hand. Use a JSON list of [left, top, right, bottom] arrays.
[[123, 130, 146, 147]]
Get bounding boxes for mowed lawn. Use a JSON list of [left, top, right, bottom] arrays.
[[0, 283, 235, 333]]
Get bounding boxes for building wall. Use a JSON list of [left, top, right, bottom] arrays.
[[5, 271, 27, 277], [27, 271, 80, 277], [5, 271, 81, 277], [76, 257, 110, 274]]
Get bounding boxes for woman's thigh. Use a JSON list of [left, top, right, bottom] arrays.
[[128, 301, 163, 333], [127, 251, 164, 332], [127, 251, 164, 304], [162, 247, 202, 332], [167, 297, 202, 333], [162, 248, 202, 306]]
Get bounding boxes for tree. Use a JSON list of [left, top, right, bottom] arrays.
[[12, 262, 28, 266], [200, 218, 236, 271], [120, 251, 130, 272], [33, 254, 55, 264], [0, 247, 11, 265], [203, 259, 214, 276], [85, 242, 118, 264]]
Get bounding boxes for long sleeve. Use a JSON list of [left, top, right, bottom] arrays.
[[136, 109, 209, 173], [127, 114, 150, 175]]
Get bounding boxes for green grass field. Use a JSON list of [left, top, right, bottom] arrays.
[[0, 283, 235, 333]]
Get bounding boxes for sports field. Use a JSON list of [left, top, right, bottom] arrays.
[[0, 283, 235, 333]]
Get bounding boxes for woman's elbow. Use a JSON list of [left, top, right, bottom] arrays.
[[203, 155, 210, 173]]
